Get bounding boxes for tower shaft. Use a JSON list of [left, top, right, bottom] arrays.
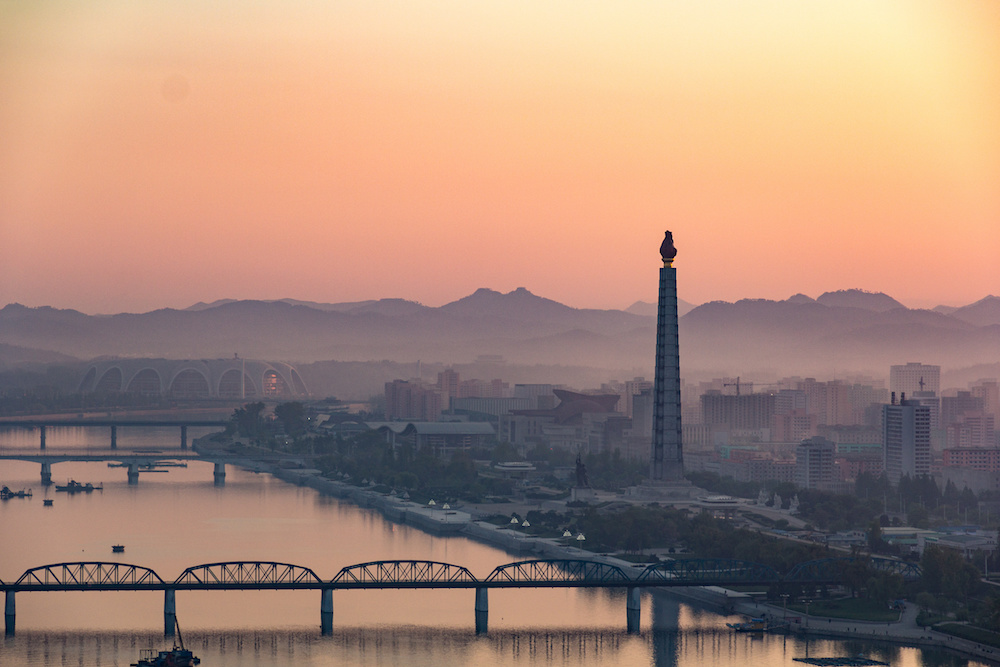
[[651, 242, 683, 481]]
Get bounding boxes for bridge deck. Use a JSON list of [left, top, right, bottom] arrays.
[[0, 557, 920, 592]]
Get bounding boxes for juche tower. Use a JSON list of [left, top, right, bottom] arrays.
[[650, 231, 684, 481]]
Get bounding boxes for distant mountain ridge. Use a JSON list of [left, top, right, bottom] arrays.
[[0, 289, 996, 379]]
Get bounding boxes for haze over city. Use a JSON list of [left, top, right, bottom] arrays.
[[2, 1, 998, 315]]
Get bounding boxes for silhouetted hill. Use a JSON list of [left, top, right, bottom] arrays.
[[187, 297, 430, 316], [677, 294, 996, 377], [949, 296, 1000, 327], [815, 289, 906, 312], [0, 342, 79, 368], [1, 291, 996, 382], [626, 298, 696, 318]]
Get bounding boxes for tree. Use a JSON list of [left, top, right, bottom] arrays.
[[274, 401, 307, 437], [867, 520, 883, 552], [230, 402, 266, 443], [908, 504, 930, 529], [921, 545, 982, 602]]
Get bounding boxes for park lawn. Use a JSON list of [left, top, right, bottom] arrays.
[[936, 623, 1000, 649], [787, 598, 900, 622]]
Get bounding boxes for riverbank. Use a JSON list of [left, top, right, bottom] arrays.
[[215, 447, 1000, 665]]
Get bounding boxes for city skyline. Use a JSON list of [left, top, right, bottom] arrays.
[[2, 2, 998, 314]]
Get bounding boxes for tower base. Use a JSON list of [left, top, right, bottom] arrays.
[[626, 479, 699, 500], [570, 487, 598, 503]]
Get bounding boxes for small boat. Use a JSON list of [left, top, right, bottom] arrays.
[[131, 646, 200, 667], [727, 617, 766, 632], [1, 486, 32, 500], [54, 480, 103, 494], [133, 618, 200, 666], [794, 658, 888, 666], [43, 499, 54, 506], [112, 545, 125, 553]]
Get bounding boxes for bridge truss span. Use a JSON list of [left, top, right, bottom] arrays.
[[332, 560, 478, 588], [785, 556, 922, 584], [174, 562, 323, 589], [485, 560, 633, 587], [15, 562, 165, 590], [637, 558, 782, 586]]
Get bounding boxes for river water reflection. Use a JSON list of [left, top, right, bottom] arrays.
[[0, 427, 990, 665]]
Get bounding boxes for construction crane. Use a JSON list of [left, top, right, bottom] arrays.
[[723, 377, 749, 396]]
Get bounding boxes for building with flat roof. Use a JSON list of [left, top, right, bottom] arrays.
[[883, 398, 931, 485], [368, 421, 496, 458], [384, 380, 444, 421], [795, 437, 836, 490], [890, 363, 940, 397]]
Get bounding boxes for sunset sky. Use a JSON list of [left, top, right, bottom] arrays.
[[2, 1, 998, 314]]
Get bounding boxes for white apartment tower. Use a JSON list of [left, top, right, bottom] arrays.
[[795, 436, 836, 490], [882, 397, 931, 485], [890, 363, 940, 397]]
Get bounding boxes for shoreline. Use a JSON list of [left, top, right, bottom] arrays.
[[220, 449, 1000, 665]]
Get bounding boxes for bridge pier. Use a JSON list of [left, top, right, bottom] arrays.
[[180, 425, 188, 450], [164, 589, 176, 636], [321, 589, 333, 635], [40, 462, 52, 486], [128, 463, 140, 485], [214, 462, 226, 486], [474, 587, 488, 635], [39, 424, 46, 450], [626, 587, 641, 634], [4, 590, 13, 636], [110, 425, 117, 449]]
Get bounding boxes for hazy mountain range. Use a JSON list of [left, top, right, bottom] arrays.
[[1, 289, 997, 386]]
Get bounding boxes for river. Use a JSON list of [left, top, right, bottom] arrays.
[[0, 426, 989, 666]]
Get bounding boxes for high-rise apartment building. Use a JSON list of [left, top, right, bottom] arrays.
[[700, 392, 776, 431], [882, 398, 931, 485], [436, 369, 460, 405], [941, 391, 985, 429], [945, 411, 996, 448], [795, 436, 836, 490], [972, 380, 1000, 418], [890, 363, 940, 396], [385, 380, 444, 421]]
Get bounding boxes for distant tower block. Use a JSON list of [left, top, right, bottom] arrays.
[[651, 231, 684, 481]]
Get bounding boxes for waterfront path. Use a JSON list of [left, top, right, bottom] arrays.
[[732, 598, 1000, 664]]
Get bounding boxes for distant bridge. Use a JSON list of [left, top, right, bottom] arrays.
[[0, 419, 228, 451], [0, 447, 239, 485], [1, 556, 921, 636]]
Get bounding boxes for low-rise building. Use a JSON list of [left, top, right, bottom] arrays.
[[368, 421, 495, 458]]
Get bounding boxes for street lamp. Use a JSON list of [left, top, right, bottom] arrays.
[[803, 599, 811, 631], [780, 593, 789, 621]]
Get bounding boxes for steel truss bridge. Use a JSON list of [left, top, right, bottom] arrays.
[[2, 556, 920, 636]]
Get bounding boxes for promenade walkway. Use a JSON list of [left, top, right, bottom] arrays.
[[732, 598, 1000, 664]]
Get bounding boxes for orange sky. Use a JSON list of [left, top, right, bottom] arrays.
[[1, 1, 998, 314]]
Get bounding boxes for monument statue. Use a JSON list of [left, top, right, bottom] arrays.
[[575, 454, 590, 488]]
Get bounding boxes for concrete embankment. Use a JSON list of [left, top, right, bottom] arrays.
[[263, 464, 616, 560], [224, 452, 1000, 665]]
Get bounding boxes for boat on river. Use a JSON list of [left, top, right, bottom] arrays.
[[131, 646, 200, 667], [1, 485, 32, 500], [133, 618, 200, 666], [793, 658, 888, 666], [54, 480, 103, 493], [727, 617, 767, 632]]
